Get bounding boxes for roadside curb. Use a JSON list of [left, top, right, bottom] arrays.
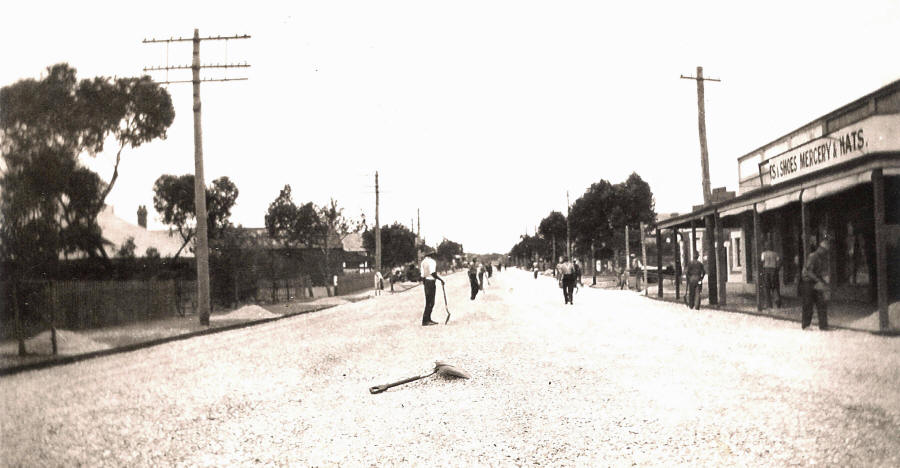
[[0, 303, 339, 377], [0, 275, 439, 377]]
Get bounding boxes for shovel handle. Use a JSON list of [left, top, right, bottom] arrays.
[[369, 373, 430, 394], [441, 283, 451, 324]]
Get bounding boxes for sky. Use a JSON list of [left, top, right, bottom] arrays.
[[3, 0, 900, 254]]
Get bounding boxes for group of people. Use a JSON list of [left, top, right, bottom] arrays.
[[617, 255, 644, 291], [409, 236, 835, 330], [467, 258, 499, 300], [420, 254, 507, 326], [682, 236, 832, 330]]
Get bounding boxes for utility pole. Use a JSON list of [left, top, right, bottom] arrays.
[[680, 66, 719, 204], [416, 210, 421, 263], [375, 171, 381, 272], [681, 66, 721, 305], [143, 29, 250, 326], [566, 191, 571, 259], [624, 225, 630, 288], [640, 222, 648, 296]]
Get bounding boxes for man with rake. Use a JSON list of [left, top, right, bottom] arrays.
[[420, 251, 445, 326]]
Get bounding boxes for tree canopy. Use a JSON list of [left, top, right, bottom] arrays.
[[0, 63, 174, 270], [510, 172, 656, 263], [264, 185, 323, 250], [362, 223, 417, 268], [152, 174, 239, 258], [538, 211, 567, 258], [436, 239, 464, 263]]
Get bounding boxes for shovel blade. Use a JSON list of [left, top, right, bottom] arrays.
[[434, 360, 470, 379]]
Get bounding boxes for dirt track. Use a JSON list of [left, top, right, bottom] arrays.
[[2, 269, 898, 466]]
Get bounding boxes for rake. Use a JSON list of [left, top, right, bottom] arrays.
[[369, 361, 470, 394]]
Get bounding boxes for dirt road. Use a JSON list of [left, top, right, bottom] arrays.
[[2, 268, 898, 466]]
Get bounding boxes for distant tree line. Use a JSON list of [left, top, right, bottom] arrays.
[[509, 173, 656, 269]]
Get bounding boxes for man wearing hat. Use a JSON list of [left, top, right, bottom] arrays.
[[420, 250, 445, 326], [557, 256, 576, 305], [800, 237, 832, 330], [684, 251, 705, 310], [468, 258, 480, 300]]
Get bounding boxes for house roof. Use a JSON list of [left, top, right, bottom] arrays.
[[97, 206, 191, 258], [342, 232, 366, 252]]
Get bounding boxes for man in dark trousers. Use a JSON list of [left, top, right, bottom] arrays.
[[800, 238, 832, 330], [761, 241, 783, 308], [573, 259, 583, 288], [420, 251, 445, 326], [557, 256, 576, 305], [684, 252, 706, 310], [468, 258, 480, 300]]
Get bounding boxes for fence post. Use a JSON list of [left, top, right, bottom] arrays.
[[49, 281, 58, 355]]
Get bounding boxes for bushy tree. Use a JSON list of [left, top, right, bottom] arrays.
[[1, 64, 174, 262], [317, 198, 365, 277], [569, 180, 615, 258], [264, 185, 322, 249], [538, 211, 567, 259], [362, 223, 417, 268], [152, 175, 239, 258], [436, 239, 464, 263], [115, 236, 137, 259], [509, 234, 550, 264]]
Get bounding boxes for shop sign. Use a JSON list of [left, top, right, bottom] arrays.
[[759, 114, 900, 185]]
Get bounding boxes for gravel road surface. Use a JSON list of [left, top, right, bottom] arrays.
[[2, 269, 898, 466]]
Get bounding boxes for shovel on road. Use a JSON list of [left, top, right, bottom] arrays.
[[369, 361, 470, 394]]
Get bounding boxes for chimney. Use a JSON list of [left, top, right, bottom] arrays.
[[137, 205, 148, 228]]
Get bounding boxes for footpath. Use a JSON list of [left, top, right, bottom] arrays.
[[587, 272, 899, 335], [0, 280, 423, 376]]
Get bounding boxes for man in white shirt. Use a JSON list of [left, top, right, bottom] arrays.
[[557, 256, 576, 305], [760, 241, 782, 308], [420, 251, 445, 326]]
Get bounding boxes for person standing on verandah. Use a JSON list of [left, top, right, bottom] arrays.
[[761, 241, 783, 308], [800, 238, 832, 331], [684, 252, 706, 310]]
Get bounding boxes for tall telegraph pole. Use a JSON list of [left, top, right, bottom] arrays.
[[143, 29, 250, 325], [681, 66, 722, 305], [375, 172, 381, 272], [566, 191, 571, 259], [416, 208, 421, 263]]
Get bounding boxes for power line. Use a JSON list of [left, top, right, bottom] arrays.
[[143, 34, 251, 43], [141, 29, 250, 326], [149, 78, 248, 84], [143, 63, 250, 71]]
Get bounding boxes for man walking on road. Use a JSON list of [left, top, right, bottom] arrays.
[[468, 259, 480, 300], [631, 254, 643, 291], [477, 260, 487, 291], [420, 251, 445, 326], [685, 252, 705, 310], [761, 241, 783, 308], [800, 238, 832, 330], [573, 259, 583, 289], [557, 256, 576, 305]]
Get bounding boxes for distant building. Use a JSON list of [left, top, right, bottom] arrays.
[[95, 205, 190, 258]]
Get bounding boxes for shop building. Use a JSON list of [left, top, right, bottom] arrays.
[[653, 79, 900, 332]]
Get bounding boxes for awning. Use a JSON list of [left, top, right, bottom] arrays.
[[718, 204, 753, 218], [756, 190, 801, 213], [884, 167, 900, 176], [802, 171, 871, 203]]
